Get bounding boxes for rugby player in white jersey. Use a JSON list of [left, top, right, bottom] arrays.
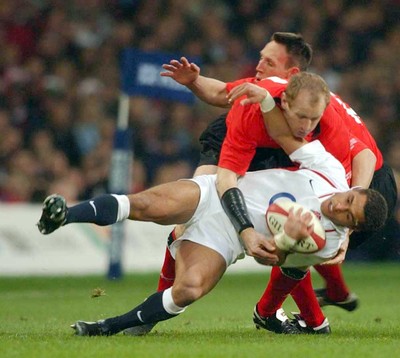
[[37, 79, 387, 336]]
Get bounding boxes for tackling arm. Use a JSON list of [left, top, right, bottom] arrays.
[[262, 106, 306, 155], [216, 83, 309, 263], [188, 76, 230, 107], [160, 57, 230, 107], [350, 148, 376, 188]]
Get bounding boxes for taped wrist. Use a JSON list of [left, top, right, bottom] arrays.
[[221, 188, 254, 234], [274, 231, 297, 251], [259, 92, 276, 113]]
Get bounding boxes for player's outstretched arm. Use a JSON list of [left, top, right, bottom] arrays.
[[160, 57, 230, 107]]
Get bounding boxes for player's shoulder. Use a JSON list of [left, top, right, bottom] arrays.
[[327, 92, 352, 114], [320, 101, 342, 128], [329, 91, 344, 104], [226, 77, 256, 92], [258, 76, 288, 86], [262, 76, 288, 84], [257, 77, 287, 96]]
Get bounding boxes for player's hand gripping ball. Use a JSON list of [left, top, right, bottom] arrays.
[[266, 201, 326, 253]]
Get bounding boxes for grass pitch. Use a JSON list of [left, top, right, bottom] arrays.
[[0, 263, 399, 358]]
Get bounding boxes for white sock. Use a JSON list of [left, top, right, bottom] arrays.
[[162, 287, 186, 315], [111, 194, 130, 221]]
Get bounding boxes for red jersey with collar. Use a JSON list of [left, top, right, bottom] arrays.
[[222, 77, 368, 184]]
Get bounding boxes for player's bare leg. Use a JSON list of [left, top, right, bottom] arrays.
[[37, 180, 201, 233], [172, 240, 226, 307], [71, 240, 226, 336], [157, 164, 218, 289], [126, 165, 220, 336]]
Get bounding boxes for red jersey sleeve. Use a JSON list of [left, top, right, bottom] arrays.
[[226, 77, 255, 93], [350, 136, 368, 160], [219, 101, 270, 175]]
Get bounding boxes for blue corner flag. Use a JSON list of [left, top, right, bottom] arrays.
[[120, 48, 197, 104], [108, 49, 199, 280]]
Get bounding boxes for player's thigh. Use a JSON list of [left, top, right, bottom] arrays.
[[173, 241, 226, 299], [129, 180, 200, 225]]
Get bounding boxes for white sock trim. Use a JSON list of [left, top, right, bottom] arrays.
[[111, 194, 130, 221], [162, 287, 186, 315]]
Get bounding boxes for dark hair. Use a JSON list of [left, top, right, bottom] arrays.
[[270, 32, 313, 71], [356, 188, 388, 232]]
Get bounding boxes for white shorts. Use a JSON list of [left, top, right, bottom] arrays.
[[169, 175, 246, 267]]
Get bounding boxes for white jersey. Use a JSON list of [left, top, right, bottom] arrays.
[[170, 141, 349, 268]]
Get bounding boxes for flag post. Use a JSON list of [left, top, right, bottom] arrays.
[[107, 93, 132, 280], [107, 48, 198, 279]]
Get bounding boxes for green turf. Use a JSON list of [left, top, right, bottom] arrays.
[[0, 263, 399, 358]]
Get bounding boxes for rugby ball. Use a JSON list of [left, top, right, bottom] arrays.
[[266, 201, 326, 253]]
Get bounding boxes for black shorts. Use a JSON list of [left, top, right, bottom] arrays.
[[198, 114, 293, 170], [349, 162, 398, 249], [198, 114, 227, 166], [369, 162, 398, 217]]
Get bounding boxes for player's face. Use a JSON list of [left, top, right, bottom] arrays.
[[281, 89, 326, 138], [320, 190, 367, 229], [255, 41, 299, 80]]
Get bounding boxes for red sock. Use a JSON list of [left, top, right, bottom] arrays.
[[314, 264, 349, 302], [257, 266, 302, 317], [157, 230, 176, 292], [291, 271, 326, 327]]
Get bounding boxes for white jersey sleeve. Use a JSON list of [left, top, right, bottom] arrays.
[[289, 141, 348, 191]]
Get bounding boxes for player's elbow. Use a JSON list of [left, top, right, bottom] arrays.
[[216, 168, 240, 197]]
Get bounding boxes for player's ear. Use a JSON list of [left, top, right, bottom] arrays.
[[288, 67, 300, 76]]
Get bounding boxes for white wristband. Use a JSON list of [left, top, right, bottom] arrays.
[[259, 92, 275, 113], [274, 231, 297, 251]]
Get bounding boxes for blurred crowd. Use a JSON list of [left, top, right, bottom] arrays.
[[0, 0, 399, 258]]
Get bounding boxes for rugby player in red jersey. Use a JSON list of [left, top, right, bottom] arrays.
[[36, 75, 388, 336], [138, 33, 396, 335]]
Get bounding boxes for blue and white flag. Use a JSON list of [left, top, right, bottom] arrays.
[[120, 48, 198, 104]]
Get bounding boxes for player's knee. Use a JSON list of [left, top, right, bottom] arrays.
[[130, 192, 169, 222], [129, 192, 150, 219], [173, 276, 206, 306]]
